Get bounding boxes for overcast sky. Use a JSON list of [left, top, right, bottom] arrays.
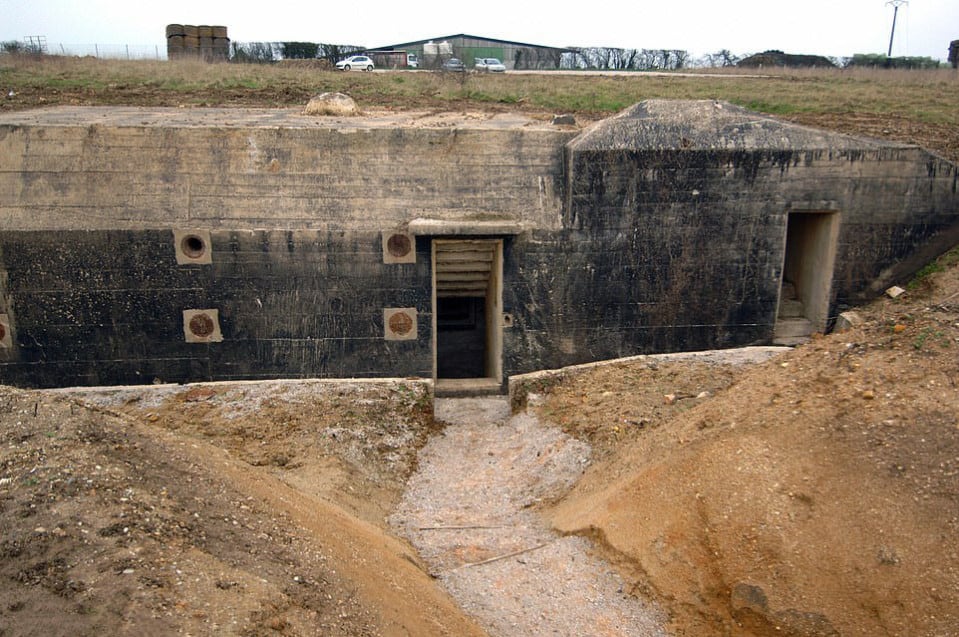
[[2, 0, 957, 61]]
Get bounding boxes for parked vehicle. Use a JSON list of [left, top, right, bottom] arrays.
[[335, 55, 375, 71], [474, 57, 506, 72], [366, 50, 418, 69], [442, 57, 466, 72]]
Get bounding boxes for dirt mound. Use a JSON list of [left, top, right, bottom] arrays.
[[0, 381, 483, 636], [738, 51, 836, 68], [540, 252, 959, 636]]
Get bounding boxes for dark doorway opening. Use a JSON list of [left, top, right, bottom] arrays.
[[775, 211, 839, 345], [432, 239, 503, 386], [436, 297, 486, 378]]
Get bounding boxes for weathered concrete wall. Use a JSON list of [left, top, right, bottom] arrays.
[[0, 107, 570, 231], [0, 228, 437, 387], [0, 103, 957, 388], [0, 108, 573, 387], [528, 101, 959, 369]]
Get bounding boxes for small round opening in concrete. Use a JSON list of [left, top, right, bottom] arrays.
[[189, 313, 215, 338], [386, 234, 412, 258], [181, 235, 206, 259], [388, 311, 414, 336]]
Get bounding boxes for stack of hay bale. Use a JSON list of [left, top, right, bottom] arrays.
[[166, 24, 229, 61]]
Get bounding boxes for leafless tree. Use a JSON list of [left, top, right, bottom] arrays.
[[702, 49, 740, 67], [560, 47, 689, 71], [317, 44, 364, 65]]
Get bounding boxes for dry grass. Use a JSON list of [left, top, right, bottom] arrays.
[[2, 54, 958, 126]]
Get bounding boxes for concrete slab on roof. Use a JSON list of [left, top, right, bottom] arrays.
[[0, 106, 560, 131], [569, 99, 914, 152]]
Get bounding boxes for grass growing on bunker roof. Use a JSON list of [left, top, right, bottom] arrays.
[[2, 55, 959, 130]]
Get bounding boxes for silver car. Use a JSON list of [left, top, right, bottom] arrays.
[[442, 57, 466, 72], [474, 57, 506, 72], [336, 55, 375, 71]]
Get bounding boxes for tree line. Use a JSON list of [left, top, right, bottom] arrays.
[[229, 41, 364, 64]]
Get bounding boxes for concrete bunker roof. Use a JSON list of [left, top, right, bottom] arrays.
[[0, 103, 920, 156], [570, 99, 915, 153]]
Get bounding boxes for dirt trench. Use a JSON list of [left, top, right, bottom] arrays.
[[390, 397, 667, 637]]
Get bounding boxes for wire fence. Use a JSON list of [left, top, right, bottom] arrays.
[[24, 43, 167, 60]]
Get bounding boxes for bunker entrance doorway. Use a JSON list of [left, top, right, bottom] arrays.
[[775, 211, 839, 345], [432, 239, 503, 391]]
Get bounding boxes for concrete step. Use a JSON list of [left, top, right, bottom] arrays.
[[778, 298, 805, 319], [434, 378, 504, 398], [773, 318, 814, 346]]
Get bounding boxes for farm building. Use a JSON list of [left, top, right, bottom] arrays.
[[372, 33, 569, 70], [0, 101, 957, 391]]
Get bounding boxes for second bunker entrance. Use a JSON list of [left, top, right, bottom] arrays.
[[432, 239, 503, 388]]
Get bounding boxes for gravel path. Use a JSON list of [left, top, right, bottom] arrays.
[[390, 397, 668, 637]]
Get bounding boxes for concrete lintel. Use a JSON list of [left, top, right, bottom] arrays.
[[407, 217, 524, 236], [786, 200, 840, 212]]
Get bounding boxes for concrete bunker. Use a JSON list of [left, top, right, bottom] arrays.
[[0, 102, 957, 389]]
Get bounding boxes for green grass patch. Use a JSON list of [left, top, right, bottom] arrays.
[[739, 100, 799, 115], [909, 245, 959, 290]]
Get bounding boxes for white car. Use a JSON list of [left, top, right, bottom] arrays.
[[336, 55, 375, 71], [474, 57, 506, 72]]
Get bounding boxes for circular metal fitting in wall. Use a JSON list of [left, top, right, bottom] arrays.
[[181, 234, 206, 259], [188, 313, 215, 338], [182, 309, 223, 343], [387, 234, 412, 258], [383, 308, 417, 340], [382, 232, 416, 264], [174, 230, 213, 265], [388, 311, 414, 336]]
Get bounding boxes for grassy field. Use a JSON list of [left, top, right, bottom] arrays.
[[2, 55, 958, 158]]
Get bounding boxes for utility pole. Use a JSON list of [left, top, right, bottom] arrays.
[[886, 0, 908, 58]]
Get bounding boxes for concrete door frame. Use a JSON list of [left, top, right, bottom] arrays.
[[778, 210, 840, 332], [431, 238, 503, 385]]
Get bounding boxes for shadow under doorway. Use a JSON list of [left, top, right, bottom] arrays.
[[436, 296, 486, 378]]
